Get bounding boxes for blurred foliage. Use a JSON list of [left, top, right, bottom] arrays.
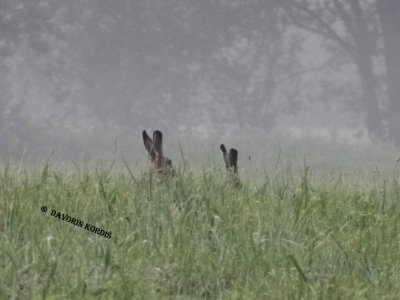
[[0, 0, 400, 149]]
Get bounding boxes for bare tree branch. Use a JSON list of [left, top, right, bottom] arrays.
[[277, 51, 345, 84], [332, 0, 357, 40], [285, 0, 356, 59]]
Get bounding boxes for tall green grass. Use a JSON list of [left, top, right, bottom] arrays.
[[1, 161, 400, 299]]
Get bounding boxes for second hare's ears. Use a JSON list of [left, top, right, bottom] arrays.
[[229, 148, 238, 174], [220, 144, 238, 174], [153, 130, 163, 155], [220, 144, 230, 170], [143, 130, 155, 158]]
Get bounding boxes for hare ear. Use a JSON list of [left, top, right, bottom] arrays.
[[153, 130, 163, 156], [229, 148, 238, 174], [220, 144, 230, 170], [142, 130, 155, 157], [220, 144, 227, 154]]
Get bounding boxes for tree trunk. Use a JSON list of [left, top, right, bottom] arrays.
[[377, 0, 400, 144], [354, 51, 384, 139], [350, 0, 385, 139]]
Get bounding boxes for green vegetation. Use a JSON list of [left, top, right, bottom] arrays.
[[1, 153, 400, 299]]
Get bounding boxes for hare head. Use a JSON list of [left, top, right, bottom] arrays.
[[220, 144, 241, 187], [143, 130, 174, 175]]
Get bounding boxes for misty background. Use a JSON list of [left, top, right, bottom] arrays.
[[1, 0, 400, 171]]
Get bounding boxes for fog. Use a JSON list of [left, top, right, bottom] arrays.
[[1, 0, 400, 171]]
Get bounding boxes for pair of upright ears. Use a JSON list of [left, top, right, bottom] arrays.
[[220, 144, 238, 175], [142, 130, 173, 174]]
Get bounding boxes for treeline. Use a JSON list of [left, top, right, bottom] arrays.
[[1, 0, 399, 144]]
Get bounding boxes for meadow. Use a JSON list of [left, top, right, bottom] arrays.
[[1, 135, 400, 299]]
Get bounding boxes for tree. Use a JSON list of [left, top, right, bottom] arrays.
[[377, 0, 400, 144], [57, 0, 288, 131], [282, 0, 385, 138]]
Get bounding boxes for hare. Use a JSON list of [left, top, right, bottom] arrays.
[[142, 130, 174, 175], [220, 144, 241, 187]]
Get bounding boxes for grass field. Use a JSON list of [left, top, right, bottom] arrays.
[[2, 135, 400, 299]]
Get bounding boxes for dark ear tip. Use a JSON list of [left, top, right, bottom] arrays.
[[220, 144, 226, 152], [153, 130, 163, 139], [142, 130, 147, 137]]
